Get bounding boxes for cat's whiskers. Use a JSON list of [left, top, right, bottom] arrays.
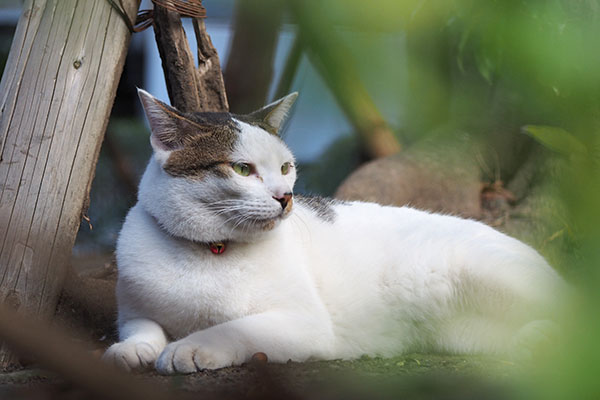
[[210, 206, 247, 217], [205, 198, 243, 205], [220, 213, 245, 231], [290, 212, 311, 243], [229, 214, 254, 236]]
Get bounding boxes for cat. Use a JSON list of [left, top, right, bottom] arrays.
[[103, 89, 565, 374]]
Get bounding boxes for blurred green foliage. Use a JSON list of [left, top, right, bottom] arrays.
[[298, 1, 599, 396]]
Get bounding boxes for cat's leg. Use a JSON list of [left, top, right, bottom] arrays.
[[103, 318, 168, 371], [156, 311, 333, 374], [432, 315, 524, 354], [434, 250, 565, 356], [509, 319, 560, 360], [433, 316, 560, 360]]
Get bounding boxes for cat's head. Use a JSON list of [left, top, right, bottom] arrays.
[[136, 89, 298, 243]]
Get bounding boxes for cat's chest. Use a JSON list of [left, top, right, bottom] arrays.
[[118, 240, 302, 338]]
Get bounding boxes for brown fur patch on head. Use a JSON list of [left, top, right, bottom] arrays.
[[163, 112, 239, 178]]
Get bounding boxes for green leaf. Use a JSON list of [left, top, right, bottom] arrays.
[[521, 125, 587, 156], [456, 26, 472, 74], [475, 53, 494, 83]]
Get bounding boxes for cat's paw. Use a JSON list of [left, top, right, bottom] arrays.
[[156, 341, 237, 374], [102, 341, 160, 372]]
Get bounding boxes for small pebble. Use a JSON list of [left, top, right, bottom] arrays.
[[251, 352, 268, 364]]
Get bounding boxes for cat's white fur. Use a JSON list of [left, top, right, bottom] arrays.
[[104, 91, 564, 374]]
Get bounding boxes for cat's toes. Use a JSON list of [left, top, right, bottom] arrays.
[[135, 342, 160, 369], [156, 341, 235, 374], [102, 341, 159, 371], [156, 342, 194, 374], [192, 348, 233, 370]]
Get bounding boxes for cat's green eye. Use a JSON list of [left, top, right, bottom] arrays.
[[232, 162, 251, 176], [281, 162, 292, 175]]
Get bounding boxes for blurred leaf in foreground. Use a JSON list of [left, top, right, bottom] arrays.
[[521, 125, 587, 157]]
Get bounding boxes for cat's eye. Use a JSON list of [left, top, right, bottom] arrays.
[[232, 162, 251, 176], [281, 162, 292, 175]]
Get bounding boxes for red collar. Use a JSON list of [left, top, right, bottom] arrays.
[[208, 242, 226, 255]]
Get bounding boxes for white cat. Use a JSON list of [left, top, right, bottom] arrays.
[[103, 89, 564, 374]]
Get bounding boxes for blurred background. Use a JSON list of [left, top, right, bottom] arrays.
[[1, 0, 599, 397], [1, 0, 405, 254]]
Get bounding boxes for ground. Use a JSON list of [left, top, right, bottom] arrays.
[[0, 352, 521, 399]]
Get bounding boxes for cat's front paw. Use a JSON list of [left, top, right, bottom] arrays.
[[102, 341, 160, 371], [156, 340, 237, 374]]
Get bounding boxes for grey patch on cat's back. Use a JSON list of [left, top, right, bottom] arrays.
[[296, 195, 345, 223]]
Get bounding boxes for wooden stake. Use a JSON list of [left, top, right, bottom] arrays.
[[0, 0, 140, 369]]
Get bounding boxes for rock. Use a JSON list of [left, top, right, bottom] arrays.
[[335, 134, 482, 219]]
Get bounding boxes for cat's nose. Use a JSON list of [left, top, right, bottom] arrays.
[[273, 193, 292, 210]]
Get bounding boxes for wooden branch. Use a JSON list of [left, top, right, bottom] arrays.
[[192, 18, 229, 112], [152, 4, 228, 112], [152, 5, 202, 113], [0, 0, 140, 369], [289, 0, 401, 159]]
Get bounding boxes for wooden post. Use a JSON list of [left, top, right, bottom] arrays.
[[0, 0, 139, 369]]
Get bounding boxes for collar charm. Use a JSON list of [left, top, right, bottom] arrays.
[[209, 242, 226, 255]]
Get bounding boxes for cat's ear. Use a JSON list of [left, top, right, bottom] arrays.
[[248, 92, 298, 135], [137, 88, 190, 164]]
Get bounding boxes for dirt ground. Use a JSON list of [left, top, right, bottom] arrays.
[[0, 352, 520, 399]]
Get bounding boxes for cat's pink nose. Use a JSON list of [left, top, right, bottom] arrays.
[[273, 193, 292, 210]]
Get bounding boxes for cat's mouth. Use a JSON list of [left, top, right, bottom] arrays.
[[219, 198, 293, 234], [243, 208, 291, 232], [254, 209, 291, 231]]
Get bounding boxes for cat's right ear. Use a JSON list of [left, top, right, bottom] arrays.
[[246, 92, 298, 135], [137, 88, 186, 165]]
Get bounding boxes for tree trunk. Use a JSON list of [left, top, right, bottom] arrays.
[[0, 0, 139, 369]]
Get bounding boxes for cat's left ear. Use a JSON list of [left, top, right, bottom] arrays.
[[137, 88, 196, 165], [248, 92, 298, 135]]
